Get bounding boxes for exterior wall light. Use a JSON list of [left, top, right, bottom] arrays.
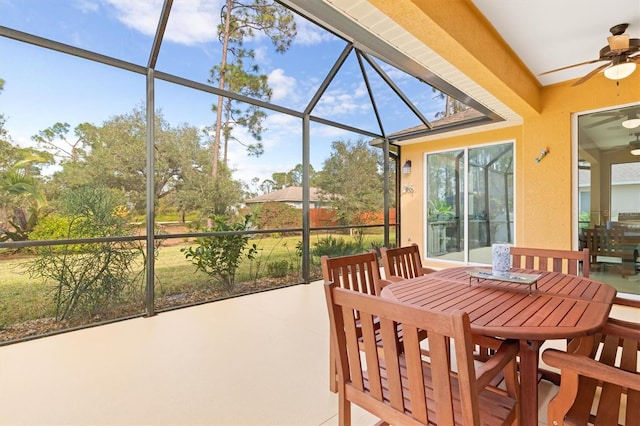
[[402, 160, 412, 174], [535, 148, 549, 163]]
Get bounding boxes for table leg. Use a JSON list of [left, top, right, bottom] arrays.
[[519, 339, 542, 426]]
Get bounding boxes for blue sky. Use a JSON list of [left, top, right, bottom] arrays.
[[0, 0, 443, 188]]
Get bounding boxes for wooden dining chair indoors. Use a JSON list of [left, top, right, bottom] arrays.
[[321, 251, 388, 393], [542, 296, 640, 426], [510, 246, 590, 277], [324, 281, 520, 425], [380, 243, 436, 282]]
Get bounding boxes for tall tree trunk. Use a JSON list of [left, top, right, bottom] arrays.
[[212, 0, 233, 179], [223, 98, 232, 165]]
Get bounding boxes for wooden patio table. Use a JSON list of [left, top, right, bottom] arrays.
[[380, 266, 616, 426]]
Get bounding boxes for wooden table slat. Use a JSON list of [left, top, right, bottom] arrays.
[[380, 266, 617, 426]]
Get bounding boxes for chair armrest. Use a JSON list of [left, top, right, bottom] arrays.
[[613, 296, 640, 309], [420, 266, 437, 275], [472, 334, 504, 351], [542, 349, 640, 392], [475, 339, 519, 390], [603, 317, 640, 340]]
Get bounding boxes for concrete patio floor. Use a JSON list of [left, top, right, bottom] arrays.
[[2, 278, 626, 425]]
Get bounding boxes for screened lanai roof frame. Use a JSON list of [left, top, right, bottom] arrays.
[[0, 0, 505, 314]]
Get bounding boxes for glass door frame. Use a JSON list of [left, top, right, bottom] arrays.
[[424, 140, 515, 265]]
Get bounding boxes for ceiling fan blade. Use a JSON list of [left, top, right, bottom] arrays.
[[571, 62, 611, 86], [538, 58, 604, 76]]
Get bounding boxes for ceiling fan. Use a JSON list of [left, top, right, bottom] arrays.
[[539, 23, 640, 86], [584, 105, 640, 129], [630, 133, 640, 156]]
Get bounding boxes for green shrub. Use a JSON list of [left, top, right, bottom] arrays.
[[266, 260, 290, 278], [28, 187, 143, 322], [252, 202, 301, 231], [29, 213, 73, 241], [311, 235, 364, 259], [181, 214, 258, 293]]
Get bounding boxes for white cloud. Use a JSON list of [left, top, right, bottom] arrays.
[[74, 0, 99, 13], [293, 16, 336, 46], [253, 45, 269, 65], [103, 0, 221, 45], [353, 81, 368, 99], [313, 89, 360, 117], [268, 69, 297, 103], [91, 1, 337, 49]]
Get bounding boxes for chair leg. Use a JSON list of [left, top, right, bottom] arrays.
[[329, 337, 337, 393], [338, 391, 350, 426]]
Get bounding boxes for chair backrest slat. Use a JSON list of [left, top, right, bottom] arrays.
[[544, 313, 640, 425], [325, 282, 495, 425], [380, 243, 431, 281], [510, 246, 589, 277], [321, 252, 381, 296]]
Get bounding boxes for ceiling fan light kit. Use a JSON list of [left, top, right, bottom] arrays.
[[539, 23, 640, 85], [622, 117, 640, 129], [603, 59, 636, 80]]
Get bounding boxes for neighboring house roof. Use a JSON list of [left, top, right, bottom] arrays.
[[245, 186, 326, 204], [387, 108, 485, 138]]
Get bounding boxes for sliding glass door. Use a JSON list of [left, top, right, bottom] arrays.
[[426, 142, 514, 263]]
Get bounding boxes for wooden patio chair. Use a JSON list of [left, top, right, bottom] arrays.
[[380, 243, 436, 282], [381, 244, 502, 367], [583, 228, 606, 272], [509, 246, 591, 383], [510, 246, 590, 277], [584, 228, 638, 277], [321, 251, 387, 393], [324, 281, 520, 425], [542, 296, 640, 426]]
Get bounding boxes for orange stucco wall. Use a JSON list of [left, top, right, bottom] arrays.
[[370, 0, 640, 263], [400, 77, 639, 265]]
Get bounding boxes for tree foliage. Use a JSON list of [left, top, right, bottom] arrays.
[[41, 106, 243, 217], [208, 0, 297, 177], [0, 78, 10, 146], [431, 87, 469, 119], [0, 152, 52, 242], [31, 122, 90, 163], [251, 201, 301, 230], [315, 139, 384, 225]]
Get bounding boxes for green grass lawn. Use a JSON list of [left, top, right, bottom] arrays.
[[0, 256, 56, 328], [0, 231, 391, 335]]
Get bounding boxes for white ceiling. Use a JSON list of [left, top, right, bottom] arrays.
[[471, 0, 640, 87]]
